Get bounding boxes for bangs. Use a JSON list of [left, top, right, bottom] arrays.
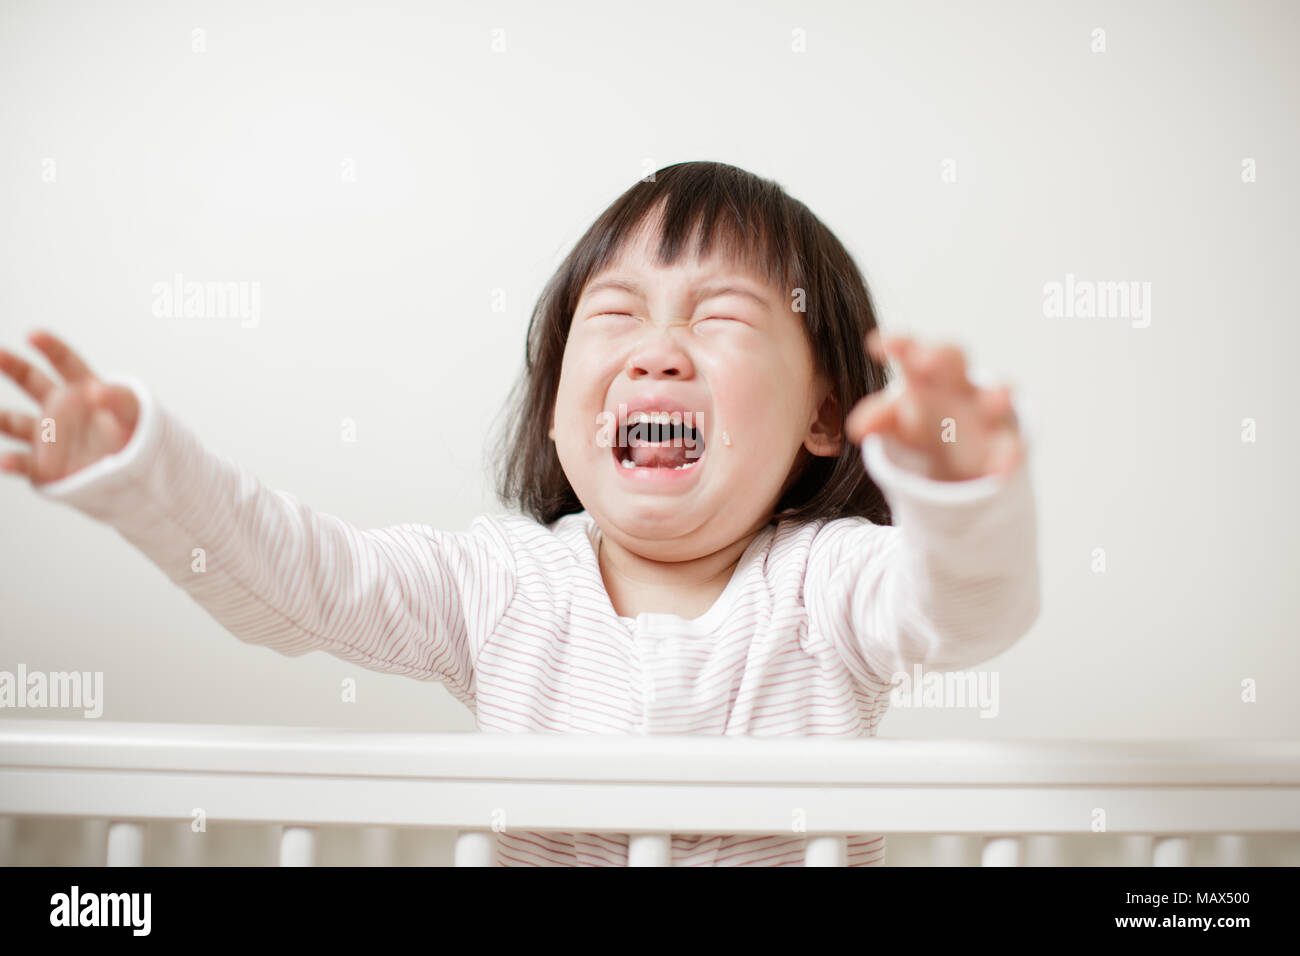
[[558, 164, 806, 323]]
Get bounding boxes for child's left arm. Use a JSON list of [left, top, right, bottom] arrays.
[[805, 333, 1040, 684]]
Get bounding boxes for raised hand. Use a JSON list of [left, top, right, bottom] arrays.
[[0, 330, 140, 485], [845, 332, 1024, 482]]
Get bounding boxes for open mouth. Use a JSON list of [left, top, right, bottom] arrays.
[[612, 410, 706, 471]]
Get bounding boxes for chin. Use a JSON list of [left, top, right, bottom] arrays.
[[592, 495, 713, 547]]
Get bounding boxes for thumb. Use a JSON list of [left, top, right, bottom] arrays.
[[90, 382, 140, 433], [845, 390, 899, 445]]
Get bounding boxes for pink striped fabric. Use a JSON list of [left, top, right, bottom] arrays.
[[37, 375, 1040, 866]]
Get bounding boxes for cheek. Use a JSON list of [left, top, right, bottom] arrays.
[[553, 340, 616, 448], [704, 349, 800, 436], [560, 330, 613, 389]]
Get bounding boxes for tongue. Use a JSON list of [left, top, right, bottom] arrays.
[[630, 443, 690, 468]]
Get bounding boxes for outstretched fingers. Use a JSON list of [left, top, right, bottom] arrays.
[[976, 383, 1020, 432], [0, 406, 37, 480], [868, 332, 973, 392], [845, 390, 899, 444], [0, 450, 31, 477], [985, 428, 1024, 478], [0, 346, 57, 404], [866, 330, 916, 369], [0, 408, 36, 443], [28, 329, 96, 384]]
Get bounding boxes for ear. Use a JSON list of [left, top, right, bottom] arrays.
[[548, 408, 556, 442], [803, 384, 843, 457]]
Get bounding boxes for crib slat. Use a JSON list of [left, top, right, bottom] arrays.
[[171, 821, 203, 866], [80, 819, 109, 866], [106, 822, 145, 866], [1212, 834, 1248, 866], [360, 826, 396, 866], [931, 834, 977, 866], [454, 829, 496, 866], [279, 826, 317, 866], [981, 836, 1022, 866], [1120, 834, 1153, 866], [1152, 836, 1191, 867], [628, 834, 671, 866], [805, 835, 848, 866], [0, 816, 14, 866], [1025, 835, 1067, 866]]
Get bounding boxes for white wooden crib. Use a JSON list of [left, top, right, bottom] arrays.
[[1, 720, 1297, 866]]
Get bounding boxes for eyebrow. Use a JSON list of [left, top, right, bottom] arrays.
[[581, 277, 774, 311]]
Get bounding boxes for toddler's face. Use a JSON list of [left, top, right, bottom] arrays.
[[549, 223, 841, 560]]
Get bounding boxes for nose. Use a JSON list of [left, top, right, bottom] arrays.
[[625, 327, 695, 379]]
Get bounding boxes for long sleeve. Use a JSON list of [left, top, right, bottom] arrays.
[[805, 427, 1041, 686], [33, 375, 517, 709]]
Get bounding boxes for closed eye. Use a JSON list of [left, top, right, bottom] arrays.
[[694, 316, 748, 329]]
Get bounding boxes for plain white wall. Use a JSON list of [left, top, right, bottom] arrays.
[[1, 0, 1296, 739]]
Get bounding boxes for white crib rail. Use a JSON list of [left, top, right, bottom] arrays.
[[1, 720, 1297, 866]]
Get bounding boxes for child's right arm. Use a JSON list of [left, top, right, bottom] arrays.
[[0, 331, 515, 709]]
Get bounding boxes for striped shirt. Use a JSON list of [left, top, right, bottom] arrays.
[[37, 375, 1041, 866]]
